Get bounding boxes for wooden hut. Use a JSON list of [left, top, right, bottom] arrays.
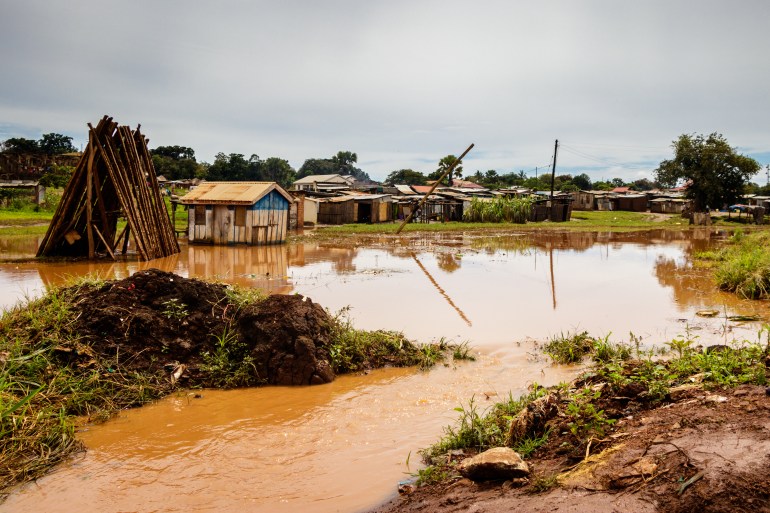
[[317, 196, 356, 224], [611, 194, 647, 212], [354, 194, 393, 223], [180, 182, 293, 245], [650, 197, 689, 214]]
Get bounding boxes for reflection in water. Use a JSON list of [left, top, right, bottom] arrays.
[[410, 252, 472, 326]]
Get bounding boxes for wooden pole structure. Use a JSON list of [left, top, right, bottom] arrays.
[[395, 143, 474, 234], [37, 115, 180, 261]]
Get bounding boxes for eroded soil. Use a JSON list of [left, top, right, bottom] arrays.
[[370, 384, 770, 513]]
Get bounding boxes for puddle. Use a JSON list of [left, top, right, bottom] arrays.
[[1, 229, 769, 513]]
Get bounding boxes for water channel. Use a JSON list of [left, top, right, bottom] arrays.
[[1, 229, 768, 513]]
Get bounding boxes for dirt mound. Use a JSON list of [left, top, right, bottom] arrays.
[[370, 385, 770, 513], [238, 295, 335, 385], [65, 269, 335, 387]]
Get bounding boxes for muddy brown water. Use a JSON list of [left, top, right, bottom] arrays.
[[1, 229, 768, 513]]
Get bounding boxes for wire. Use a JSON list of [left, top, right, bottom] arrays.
[[559, 144, 652, 170]]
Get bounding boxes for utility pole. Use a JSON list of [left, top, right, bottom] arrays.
[[549, 139, 558, 201]]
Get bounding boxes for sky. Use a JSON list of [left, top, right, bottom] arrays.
[[2, 0, 770, 184]]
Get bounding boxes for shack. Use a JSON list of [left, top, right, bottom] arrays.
[[650, 197, 689, 214], [611, 194, 647, 212], [354, 194, 393, 223], [180, 181, 292, 245], [0, 180, 45, 205]]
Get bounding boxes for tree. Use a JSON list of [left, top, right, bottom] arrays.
[[261, 157, 296, 189], [655, 133, 760, 211], [297, 158, 336, 179], [151, 145, 195, 161], [150, 145, 199, 180], [39, 164, 74, 187], [205, 153, 261, 181], [1, 137, 39, 154], [384, 169, 427, 185], [610, 178, 626, 188], [631, 178, 656, 191], [428, 155, 464, 185], [38, 133, 77, 154], [298, 151, 371, 182], [331, 151, 357, 169], [572, 173, 592, 190]]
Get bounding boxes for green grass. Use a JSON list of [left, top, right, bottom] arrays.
[[327, 309, 468, 373], [0, 279, 169, 494], [463, 196, 534, 223], [303, 211, 690, 239], [697, 231, 770, 299], [569, 210, 686, 228]]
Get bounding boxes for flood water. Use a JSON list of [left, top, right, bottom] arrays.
[[1, 229, 768, 513]]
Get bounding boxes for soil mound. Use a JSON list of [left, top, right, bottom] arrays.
[[66, 269, 335, 387], [238, 295, 335, 385]]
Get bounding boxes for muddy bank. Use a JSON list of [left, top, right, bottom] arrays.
[[370, 360, 770, 512]]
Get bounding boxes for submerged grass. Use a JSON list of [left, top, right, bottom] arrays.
[[696, 231, 770, 299]]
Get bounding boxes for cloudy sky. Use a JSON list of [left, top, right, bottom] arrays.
[[2, 0, 769, 184]]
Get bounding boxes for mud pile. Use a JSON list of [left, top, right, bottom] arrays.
[[67, 269, 335, 387]]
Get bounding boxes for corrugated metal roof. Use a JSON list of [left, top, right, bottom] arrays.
[[395, 185, 415, 194], [293, 174, 351, 184], [353, 194, 391, 201], [179, 181, 292, 205]]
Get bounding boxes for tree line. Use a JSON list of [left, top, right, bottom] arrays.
[[2, 132, 768, 210]]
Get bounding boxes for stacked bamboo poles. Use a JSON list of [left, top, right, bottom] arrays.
[[37, 116, 180, 261]]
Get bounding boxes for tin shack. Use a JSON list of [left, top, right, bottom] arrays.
[[180, 181, 293, 245]]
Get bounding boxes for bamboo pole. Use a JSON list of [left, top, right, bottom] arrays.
[[395, 143, 474, 234]]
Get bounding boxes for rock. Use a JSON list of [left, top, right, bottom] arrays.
[[458, 447, 530, 482]]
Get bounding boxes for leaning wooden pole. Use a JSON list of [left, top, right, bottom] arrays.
[[395, 143, 474, 234]]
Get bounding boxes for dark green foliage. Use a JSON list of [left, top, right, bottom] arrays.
[[655, 133, 761, 211], [384, 169, 427, 185]]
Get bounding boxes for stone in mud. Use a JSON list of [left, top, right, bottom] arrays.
[[238, 294, 336, 386], [458, 447, 530, 482]]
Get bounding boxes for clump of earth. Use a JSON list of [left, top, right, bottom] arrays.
[[63, 268, 335, 387]]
